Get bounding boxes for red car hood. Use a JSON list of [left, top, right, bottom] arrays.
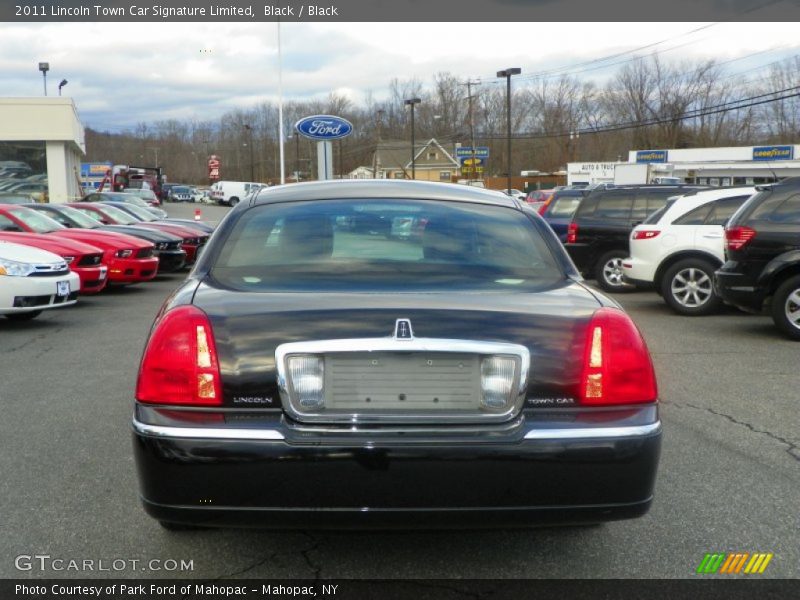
[[49, 229, 152, 251], [0, 231, 103, 256]]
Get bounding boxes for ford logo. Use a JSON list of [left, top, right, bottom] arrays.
[[295, 115, 353, 141]]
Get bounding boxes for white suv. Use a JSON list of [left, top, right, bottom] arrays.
[[622, 187, 756, 315]]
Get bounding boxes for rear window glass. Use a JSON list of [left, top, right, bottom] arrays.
[[546, 196, 582, 218], [768, 194, 800, 224], [644, 199, 677, 224], [211, 199, 564, 292]]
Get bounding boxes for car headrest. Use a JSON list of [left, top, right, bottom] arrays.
[[278, 215, 333, 261], [422, 218, 476, 261]]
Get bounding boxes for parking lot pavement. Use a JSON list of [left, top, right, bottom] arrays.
[[0, 207, 797, 579]]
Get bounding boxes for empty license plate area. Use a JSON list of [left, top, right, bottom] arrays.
[[325, 352, 480, 412]]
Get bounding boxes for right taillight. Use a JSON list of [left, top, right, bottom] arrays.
[[725, 226, 756, 251], [136, 305, 222, 406], [566, 222, 578, 244], [579, 307, 658, 405]]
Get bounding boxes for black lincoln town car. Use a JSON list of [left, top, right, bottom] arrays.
[[133, 180, 661, 529]]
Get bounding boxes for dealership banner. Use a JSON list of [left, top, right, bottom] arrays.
[[3, 579, 795, 600], [2, 1, 797, 22]]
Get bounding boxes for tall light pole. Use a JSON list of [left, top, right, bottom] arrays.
[[404, 98, 421, 180], [497, 67, 521, 194], [38, 62, 49, 96], [244, 124, 255, 181]]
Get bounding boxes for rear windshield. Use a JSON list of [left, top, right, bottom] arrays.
[[643, 198, 677, 224], [211, 199, 564, 292], [546, 196, 583, 218]]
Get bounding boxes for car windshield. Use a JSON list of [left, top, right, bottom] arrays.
[[112, 203, 156, 221], [8, 207, 65, 233], [92, 204, 139, 225], [57, 205, 103, 228], [211, 199, 564, 292], [174, 186, 191, 193]]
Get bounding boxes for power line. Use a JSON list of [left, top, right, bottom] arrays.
[[478, 87, 800, 141]]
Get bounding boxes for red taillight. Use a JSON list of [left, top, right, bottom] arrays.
[[725, 226, 756, 251], [632, 230, 660, 240], [136, 305, 222, 406], [566, 222, 578, 244], [579, 307, 658, 405]]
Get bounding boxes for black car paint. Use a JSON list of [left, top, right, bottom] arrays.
[[133, 180, 660, 528]]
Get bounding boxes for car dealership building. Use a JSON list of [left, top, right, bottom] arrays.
[[568, 144, 800, 186], [0, 97, 86, 203]]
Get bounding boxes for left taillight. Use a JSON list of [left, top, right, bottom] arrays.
[[136, 305, 222, 406], [632, 230, 660, 240], [579, 307, 658, 406]]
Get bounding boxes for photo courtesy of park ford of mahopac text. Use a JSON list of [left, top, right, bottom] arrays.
[[1, 1, 799, 600]]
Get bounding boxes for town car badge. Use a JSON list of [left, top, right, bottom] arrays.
[[394, 318, 414, 340]]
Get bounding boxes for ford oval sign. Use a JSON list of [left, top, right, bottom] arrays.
[[295, 115, 353, 141]]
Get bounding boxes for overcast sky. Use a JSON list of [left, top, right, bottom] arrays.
[[1, 21, 798, 132]]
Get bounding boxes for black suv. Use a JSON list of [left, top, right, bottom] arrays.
[[565, 185, 703, 292], [715, 178, 800, 340]]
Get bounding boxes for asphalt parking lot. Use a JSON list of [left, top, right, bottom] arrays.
[[1, 202, 797, 580]]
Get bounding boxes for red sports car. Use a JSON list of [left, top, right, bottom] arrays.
[[0, 231, 108, 294], [0, 205, 159, 285], [69, 203, 208, 264]]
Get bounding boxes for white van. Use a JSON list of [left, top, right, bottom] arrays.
[[209, 181, 263, 206]]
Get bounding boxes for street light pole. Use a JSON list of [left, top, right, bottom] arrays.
[[404, 98, 421, 180], [244, 124, 255, 181], [38, 62, 49, 96], [497, 67, 521, 194]]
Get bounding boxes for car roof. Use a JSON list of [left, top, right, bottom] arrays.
[[252, 179, 519, 208], [655, 186, 757, 225]]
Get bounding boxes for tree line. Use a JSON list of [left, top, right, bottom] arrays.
[[84, 55, 800, 185]]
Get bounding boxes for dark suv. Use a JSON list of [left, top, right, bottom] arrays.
[[715, 178, 800, 340], [565, 185, 703, 292]]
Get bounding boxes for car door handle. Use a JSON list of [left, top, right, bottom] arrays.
[[702, 232, 722, 239]]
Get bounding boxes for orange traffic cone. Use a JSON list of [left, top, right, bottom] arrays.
[[194, 208, 202, 221]]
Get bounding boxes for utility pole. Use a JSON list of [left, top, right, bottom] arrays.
[[464, 80, 480, 181]]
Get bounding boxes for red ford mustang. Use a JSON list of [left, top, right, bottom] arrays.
[[0, 231, 108, 294], [0, 204, 159, 285], [68, 203, 208, 264]]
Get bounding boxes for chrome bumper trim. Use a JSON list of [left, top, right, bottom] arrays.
[[132, 419, 285, 440], [523, 421, 661, 440]]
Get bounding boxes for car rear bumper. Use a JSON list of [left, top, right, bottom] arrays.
[[621, 256, 656, 284], [564, 243, 593, 274], [133, 405, 661, 529], [714, 264, 765, 313]]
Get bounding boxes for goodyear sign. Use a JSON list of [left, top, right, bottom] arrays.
[[753, 146, 794, 161], [455, 147, 490, 159], [80, 162, 112, 177], [636, 150, 667, 163]]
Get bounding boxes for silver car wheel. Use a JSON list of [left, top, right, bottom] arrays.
[[602, 258, 625, 287], [670, 267, 713, 308], [784, 288, 800, 331]]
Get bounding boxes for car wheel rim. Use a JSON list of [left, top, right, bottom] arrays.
[[785, 288, 800, 331], [670, 267, 712, 308], [603, 258, 625, 286]]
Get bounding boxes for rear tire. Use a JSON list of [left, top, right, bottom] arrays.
[[661, 258, 722, 316], [5, 310, 42, 321], [228, 197, 240, 207], [771, 275, 800, 341], [594, 250, 635, 293]]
